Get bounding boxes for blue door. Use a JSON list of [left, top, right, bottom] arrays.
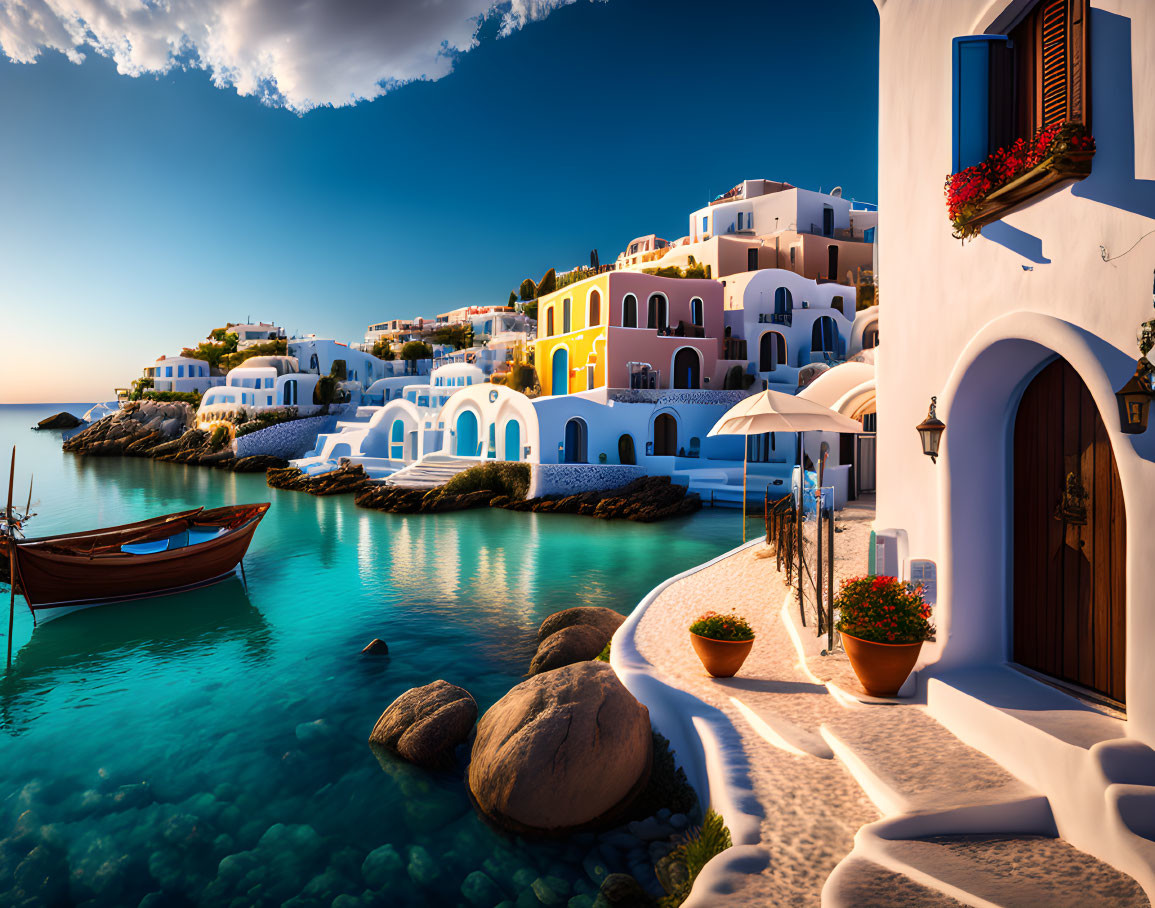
[[504, 420, 521, 461], [551, 348, 568, 396], [455, 410, 479, 456], [563, 418, 586, 463]]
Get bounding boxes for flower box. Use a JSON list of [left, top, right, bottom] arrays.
[[946, 121, 1095, 240]]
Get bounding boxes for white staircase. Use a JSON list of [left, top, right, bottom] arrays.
[[382, 456, 479, 490]]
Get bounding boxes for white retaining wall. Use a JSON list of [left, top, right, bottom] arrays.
[[234, 415, 336, 460], [527, 464, 647, 499]]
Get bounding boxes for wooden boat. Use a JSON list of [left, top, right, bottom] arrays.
[[3, 503, 270, 623]]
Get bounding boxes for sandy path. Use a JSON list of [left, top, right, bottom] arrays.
[[633, 529, 878, 905]]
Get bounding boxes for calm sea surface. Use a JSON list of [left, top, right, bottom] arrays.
[[0, 403, 743, 907]]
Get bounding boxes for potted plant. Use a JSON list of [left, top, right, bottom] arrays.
[[689, 611, 755, 678], [834, 576, 934, 697]]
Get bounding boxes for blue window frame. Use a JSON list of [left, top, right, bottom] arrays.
[[951, 35, 1012, 173]]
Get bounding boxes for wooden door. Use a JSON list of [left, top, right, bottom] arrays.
[[1013, 358, 1126, 705]]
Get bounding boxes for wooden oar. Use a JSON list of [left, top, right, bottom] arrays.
[[7, 448, 15, 670]]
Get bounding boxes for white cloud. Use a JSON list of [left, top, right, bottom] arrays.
[[0, 0, 581, 113]]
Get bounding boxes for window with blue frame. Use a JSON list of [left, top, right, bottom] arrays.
[[952, 0, 1089, 174]]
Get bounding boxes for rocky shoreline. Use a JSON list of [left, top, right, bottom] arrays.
[[60, 401, 289, 473], [265, 464, 702, 523]]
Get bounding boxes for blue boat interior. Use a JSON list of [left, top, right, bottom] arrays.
[[120, 526, 226, 555]]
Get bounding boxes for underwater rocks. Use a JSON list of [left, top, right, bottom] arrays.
[[352, 474, 701, 524], [63, 401, 194, 456], [266, 463, 371, 496], [369, 681, 478, 769], [33, 411, 83, 430], [469, 662, 652, 835]]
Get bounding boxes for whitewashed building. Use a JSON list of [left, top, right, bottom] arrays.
[[872, 0, 1155, 895]]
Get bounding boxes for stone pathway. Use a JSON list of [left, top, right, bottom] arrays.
[[630, 501, 1147, 907]]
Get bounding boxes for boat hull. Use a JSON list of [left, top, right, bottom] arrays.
[[31, 570, 239, 623], [9, 503, 269, 619]]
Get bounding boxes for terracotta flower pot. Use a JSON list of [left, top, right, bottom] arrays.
[[690, 632, 754, 678], [840, 633, 923, 697]]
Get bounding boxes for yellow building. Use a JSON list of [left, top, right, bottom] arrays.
[[533, 274, 610, 395]]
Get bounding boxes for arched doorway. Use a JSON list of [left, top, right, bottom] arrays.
[[504, 420, 521, 461], [623, 293, 638, 328], [653, 413, 677, 456], [618, 433, 636, 465], [455, 410, 479, 456], [563, 418, 587, 463], [1013, 358, 1126, 704], [588, 290, 601, 326], [759, 332, 786, 371], [812, 316, 837, 356], [390, 419, 405, 460], [673, 348, 701, 389], [648, 294, 667, 330], [551, 348, 569, 396]]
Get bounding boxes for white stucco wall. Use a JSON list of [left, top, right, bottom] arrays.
[[876, 0, 1155, 890]]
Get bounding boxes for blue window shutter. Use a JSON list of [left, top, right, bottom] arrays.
[[952, 35, 1010, 173]]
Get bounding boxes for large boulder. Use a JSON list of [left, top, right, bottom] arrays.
[[529, 624, 608, 675], [468, 661, 652, 834], [538, 607, 625, 644], [34, 412, 83, 430], [369, 681, 477, 768]]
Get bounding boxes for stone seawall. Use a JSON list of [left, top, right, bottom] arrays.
[[234, 415, 335, 460], [528, 464, 647, 499]]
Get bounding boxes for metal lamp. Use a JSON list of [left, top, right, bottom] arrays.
[[916, 396, 946, 463], [1117, 319, 1155, 435], [1116, 358, 1154, 434]]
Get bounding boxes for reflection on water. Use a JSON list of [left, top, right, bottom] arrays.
[[0, 405, 740, 907]]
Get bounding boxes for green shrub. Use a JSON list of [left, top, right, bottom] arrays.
[[235, 406, 299, 437], [658, 809, 733, 906], [596, 641, 611, 662], [209, 425, 229, 449], [217, 338, 287, 373], [141, 390, 201, 405], [508, 290, 518, 307], [536, 268, 556, 297], [688, 610, 755, 641], [519, 278, 537, 301], [441, 462, 530, 500]]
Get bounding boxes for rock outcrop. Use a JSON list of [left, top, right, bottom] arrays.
[[468, 661, 652, 835], [538, 607, 626, 644], [33, 412, 83, 430], [63, 401, 194, 456], [266, 463, 371, 496], [529, 624, 611, 675], [369, 680, 477, 769], [353, 475, 700, 524], [528, 606, 626, 674]]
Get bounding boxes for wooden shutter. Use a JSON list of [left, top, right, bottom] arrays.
[[1016, 0, 1090, 132]]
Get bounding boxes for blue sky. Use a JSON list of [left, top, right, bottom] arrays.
[[0, 0, 878, 403]]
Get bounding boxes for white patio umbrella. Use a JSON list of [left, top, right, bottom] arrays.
[[708, 390, 865, 539]]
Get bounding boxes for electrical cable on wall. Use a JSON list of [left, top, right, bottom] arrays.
[[1099, 228, 1155, 262]]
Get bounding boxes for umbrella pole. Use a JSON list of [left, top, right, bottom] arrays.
[[742, 440, 747, 542], [797, 432, 804, 624], [6, 449, 13, 671]]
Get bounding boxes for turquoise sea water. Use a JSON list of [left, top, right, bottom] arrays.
[[0, 404, 743, 907]]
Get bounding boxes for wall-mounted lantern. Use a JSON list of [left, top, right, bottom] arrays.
[[1117, 319, 1155, 435], [916, 396, 946, 463], [1116, 359, 1154, 434]]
